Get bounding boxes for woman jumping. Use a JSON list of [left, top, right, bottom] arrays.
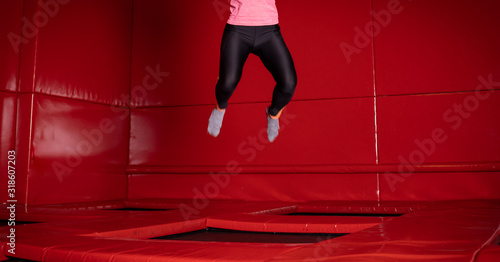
[[207, 0, 297, 142]]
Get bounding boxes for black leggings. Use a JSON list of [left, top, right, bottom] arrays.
[[215, 24, 297, 116]]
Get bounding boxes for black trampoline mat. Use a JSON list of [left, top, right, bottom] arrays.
[[153, 228, 346, 243]]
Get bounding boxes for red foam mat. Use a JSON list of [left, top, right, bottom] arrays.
[[270, 201, 500, 261], [0, 200, 499, 261], [476, 246, 500, 262], [207, 214, 387, 234], [43, 239, 299, 262]]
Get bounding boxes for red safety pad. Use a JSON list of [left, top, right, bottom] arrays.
[[128, 173, 378, 203], [282, 0, 374, 101], [28, 214, 206, 239], [128, 0, 500, 206], [41, 239, 298, 262], [0, 1, 21, 206], [377, 91, 500, 200], [295, 201, 429, 215], [0, 0, 22, 92], [130, 0, 374, 108], [36, 200, 126, 212], [476, 246, 500, 262], [0, 246, 6, 261], [19, 0, 132, 107], [374, 0, 500, 96], [16, 94, 129, 205], [129, 97, 378, 202], [126, 199, 298, 219], [381, 172, 500, 201], [125, 198, 209, 210], [9, 235, 99, 262], [2, 200, 499, 261], [0, 92, 17, 204], [130, 99, 376, 167], [0, 201, 128, 224], [270, 201, 500, 261], [377, 92, 500, 164], [207, 214, 388, 234]]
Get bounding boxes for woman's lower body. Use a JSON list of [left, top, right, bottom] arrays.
[[208, 24, 297, 142]]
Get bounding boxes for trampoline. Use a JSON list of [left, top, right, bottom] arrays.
[[1, 0, 500, 261], [0, 199, 499, 261]]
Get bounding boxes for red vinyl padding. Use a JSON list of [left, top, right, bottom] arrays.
[[374, 0, 500, 96], [381, 172, 500, 201], [16, 94, 129, 205], [1, 200, 499, 261], [128, 173, 379, 202], [378, 92, 500, 164], [0, 92, 17, 205], [476, 246, 500, 262], [206, 214, 388, 234], [130, 0, 374, 108], [0, 0, 22, 92], [12, 0, 133, 206], [129, 99, 376, 166], [1, 0, 500, 261], [0, 0, 22, 211], [270, 201, 500, 261], [19, 0, 133, 106], [127, 0, 500, 203]]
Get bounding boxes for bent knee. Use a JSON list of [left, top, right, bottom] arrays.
[[217, 77, 240, 94], [280, 77, 297, 95]]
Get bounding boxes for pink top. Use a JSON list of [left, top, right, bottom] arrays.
[[227, 0, 279, 26]]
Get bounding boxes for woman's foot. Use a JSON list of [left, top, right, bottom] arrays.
[[208, 107, 225, 137], [267, 109, 280, 142]]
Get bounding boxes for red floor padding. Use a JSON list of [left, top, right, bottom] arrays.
[[0, 200, 499, 261]]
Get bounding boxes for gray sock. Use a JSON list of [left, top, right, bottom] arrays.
[[267, 110, 280, 142], [208, 108, 225, 137]]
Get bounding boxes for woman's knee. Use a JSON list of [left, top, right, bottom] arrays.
[[217, 76, 240, 94], [280, 75, 297, 95]]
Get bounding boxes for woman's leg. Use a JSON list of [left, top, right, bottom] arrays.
[[257, 26, 297, 117], [253, 26, 297, 142], [215, 25, 252, 109], [209, 25, 252, 137]]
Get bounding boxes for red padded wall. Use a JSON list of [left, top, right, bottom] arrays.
[[130, 0, 374, 108], [0, 0, 22, 204], [128, 0, 380, 201], [0, 0, 23, 92], [2, 0, 499, 206], [381, 172, 500, 201], [14, 0, 133, 205], [16, 94, 129, 205], [130, 0, 219, 107], [128, 0, 500, 202], [374, 0, 500, 96], [374, 0, 500, 200], [378, 92, 500, 164], [128, 173, 378, 202], [19, 0, 132, 107], [0, 92, 17, 204], [130, 99, 376, 167]]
